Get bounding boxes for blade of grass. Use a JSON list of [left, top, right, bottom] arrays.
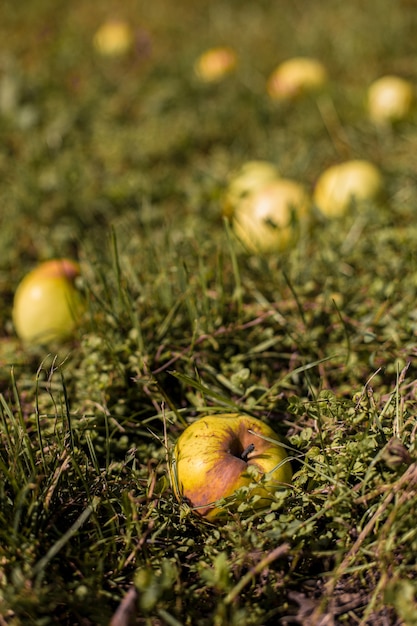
[[32, 496, 101, 586]]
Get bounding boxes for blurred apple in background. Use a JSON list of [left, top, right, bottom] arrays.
[[267, 57, 328, 101], [313, 159, 384, 218], [13, 259, 85, 344], [367, 75, 414, 124], [194, 46, 238, 83], [222, 160, 280, 219], [232, 178, 311, 253], [93, 19, 134, 57], [170, 413, 292, 520]]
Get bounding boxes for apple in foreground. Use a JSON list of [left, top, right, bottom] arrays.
[[222, 160, 280, 219], [313, 159, 384, 218], [367, 75, 414, 124], [12, 259, 85, 344], [170, 414, 292, 520], [267, 57, 328, 101], [232, 178, 311, 253]]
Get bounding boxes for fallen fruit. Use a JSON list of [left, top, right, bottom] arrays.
[[12, 259, 85, 344], [267, 57, 328, 101], [313, 159, 384, 218], [367, 75, 414, 124], [222, 160, 280, 219], [194, 46, 237, 83], [93, 19, 134, 57], [170, 413, 292, 520], [232, 178, 311, 253]]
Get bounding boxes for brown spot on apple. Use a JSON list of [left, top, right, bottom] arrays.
[[171, 413, 292, 520]]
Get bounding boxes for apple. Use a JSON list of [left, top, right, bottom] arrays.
[[367, 75, 414, 124], [232, 178, 311, 253], [12, 259, 85, 344], [313, 159, 384, 218], [93, 19, 134, 57], [267, 57, 328, 101], [222, 160, 280, 219], [194, 46, 237, 83], [170, 413, 292, 520]]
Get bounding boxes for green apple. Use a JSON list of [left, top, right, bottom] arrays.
[[222, 160, 280, 219], [12, 259, 84, 344], [194, 46, 238, 83], [267, 57, 328, 101], [170, 413, 292, 521], [232, 178, 311, 253], [367, 75, 414, 124], [313, 159, 383, 218]]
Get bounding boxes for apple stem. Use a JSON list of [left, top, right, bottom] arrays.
[[241, 443, 255, 462]]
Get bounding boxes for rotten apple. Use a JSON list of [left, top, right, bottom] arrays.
[[170, 413, 292, 520]]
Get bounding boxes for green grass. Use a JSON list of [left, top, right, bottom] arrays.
[[1, 0, 417, 623]]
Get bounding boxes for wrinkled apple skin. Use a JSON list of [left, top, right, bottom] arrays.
[[171, 414, 292, 520], [232, 178, 311, 253], [12, 259, 84, 344], [267, 57, 328, 101], [313, 159, 383, 218]]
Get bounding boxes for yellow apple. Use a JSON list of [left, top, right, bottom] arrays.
[[267, 57, 328, 101], [13, 259, 85, 344], [232, 178, 311, 253], [367, 75, 414, 124], [222, 160, 280, 219], [170, 413, 292, 520], [93, 19, 134, 57], [194, 46, 237, 83], [313, 159, 384, 218]]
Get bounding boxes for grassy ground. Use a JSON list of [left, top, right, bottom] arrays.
[[1, 0, 417, 624]]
